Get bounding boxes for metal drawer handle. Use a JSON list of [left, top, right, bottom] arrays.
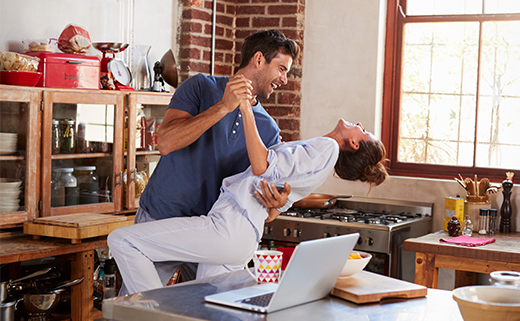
[[66, 61, 83, 64]]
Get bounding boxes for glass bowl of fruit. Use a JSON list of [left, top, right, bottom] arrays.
[[339, 251, 372, 278]]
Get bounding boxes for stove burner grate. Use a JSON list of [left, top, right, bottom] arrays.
[[283, 207, 424, 225]]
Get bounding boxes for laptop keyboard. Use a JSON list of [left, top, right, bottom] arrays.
[[239, 292, 274, 307]]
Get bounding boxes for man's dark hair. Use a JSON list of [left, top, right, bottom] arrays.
[[238, 30, 300, 69]]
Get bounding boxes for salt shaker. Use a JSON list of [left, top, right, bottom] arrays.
[[488, 208, 498, 236], [478, 208, 488, 235]]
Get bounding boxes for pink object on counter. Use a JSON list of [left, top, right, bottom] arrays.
[[439, 235, 496, 247]]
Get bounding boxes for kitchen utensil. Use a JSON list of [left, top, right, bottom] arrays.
[[479, 178, 490, 196], [322, 195, 353, 206], [490, 271, 520, 288], [92, 42, 133, 90], [339, 251, 372, 278], [0, 299, 18, 321], [133, 45, 151, 91], [464, 178, 475, 196], [0, 70, 42, 86], [1, 268, 52, 302], [19, 292, 61, 315], [453, 286, 520, 321], [332, 270, 427, 304], [293, 194, 337, 209], [159, 49, 178, 88], [250, 250, 282, 283], [49, 277, 83, 292]]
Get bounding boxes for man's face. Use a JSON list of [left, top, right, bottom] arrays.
[[253, 52, 293, 100]]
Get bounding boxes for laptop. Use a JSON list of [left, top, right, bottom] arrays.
[[204, 233, 359, 313]]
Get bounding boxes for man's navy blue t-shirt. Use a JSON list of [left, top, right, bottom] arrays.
[[139, 74, 281, 220]]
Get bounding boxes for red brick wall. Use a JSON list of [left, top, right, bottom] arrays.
[[178, 0, 304, 141]]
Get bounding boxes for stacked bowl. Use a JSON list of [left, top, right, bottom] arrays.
[[0, 133, 17, 155], [0, 178, 21, 213]]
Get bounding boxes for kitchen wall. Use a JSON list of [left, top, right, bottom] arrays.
[[301, 0, 520, 290]]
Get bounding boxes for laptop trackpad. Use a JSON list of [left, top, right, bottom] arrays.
[[207, 283, 278, 302]]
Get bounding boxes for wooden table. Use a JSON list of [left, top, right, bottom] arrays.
[[0, 232, 107, 321], [404, 230, 520, 288]]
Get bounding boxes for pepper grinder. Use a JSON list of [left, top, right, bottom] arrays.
[[499, 172, 514, 233]]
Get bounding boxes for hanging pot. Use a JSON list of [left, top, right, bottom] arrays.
[[1, 268, 52, 302], [0, 299, 19, 321]]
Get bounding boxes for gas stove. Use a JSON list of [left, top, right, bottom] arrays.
[[262, 196, 433, 281], [283, 207, 425, 226]]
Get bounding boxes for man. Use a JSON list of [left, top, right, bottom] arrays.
[[131, 30, 300, 284]]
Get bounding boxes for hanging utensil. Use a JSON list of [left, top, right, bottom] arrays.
[[49, 277, 84, 292], [1, 268, 52, 302]]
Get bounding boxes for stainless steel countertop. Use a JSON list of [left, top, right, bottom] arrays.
[[103, 270, 464, 321]]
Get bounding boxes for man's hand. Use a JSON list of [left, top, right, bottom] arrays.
[[255, 180, 291, 210], [221, 74, 253, 114]]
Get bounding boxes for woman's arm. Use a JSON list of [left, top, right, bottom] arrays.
[[157, 75, 254, 155], [239, 98, 269, 175]]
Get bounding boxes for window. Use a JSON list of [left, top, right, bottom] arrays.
[[383, 0, 520, 181]]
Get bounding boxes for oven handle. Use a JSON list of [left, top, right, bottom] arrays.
[[323, 195, 353, 206]]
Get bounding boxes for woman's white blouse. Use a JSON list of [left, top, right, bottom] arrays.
[[219, 137, 340, 242]]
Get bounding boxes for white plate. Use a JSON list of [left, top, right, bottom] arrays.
[[0, 204, 20, 213], [0, 178, 22, 190]]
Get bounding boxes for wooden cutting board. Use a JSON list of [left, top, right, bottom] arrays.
[[31, 213, 127, 227], [24, 213, 134, 244], [331, 270, 427, 304]]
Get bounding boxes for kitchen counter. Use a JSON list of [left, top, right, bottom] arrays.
[[404, 230, 520, 288], [103, 269, 463, 321]]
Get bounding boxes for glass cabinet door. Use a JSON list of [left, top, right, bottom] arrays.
[[124, 92, 172, 209], [41, 89, 125, 217], [0, 86, 40, 227]]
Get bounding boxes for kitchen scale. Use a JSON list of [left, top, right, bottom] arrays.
[[92, 42, 134, 91]]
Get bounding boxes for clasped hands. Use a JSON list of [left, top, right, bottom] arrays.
[[255, 180, 291, 223]]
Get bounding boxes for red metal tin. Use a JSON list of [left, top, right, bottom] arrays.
[[24, 52, 100, 89]]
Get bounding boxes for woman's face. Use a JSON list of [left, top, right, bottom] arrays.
[[336, 119, 375, 150]]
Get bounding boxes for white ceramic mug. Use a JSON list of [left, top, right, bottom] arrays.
[[251, 250, 283, 283]]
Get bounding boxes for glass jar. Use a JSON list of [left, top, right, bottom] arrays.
[[59, 168, 78, 206], [59, 119, 75, 153], [462, 215, 473, 237], [488, 208, 498, 235], [51, 168, 65, 207], [75, 166, 99, 204], [75, 122, 91, 153], [51, 119, 60, 154], [478, 208, 488, 235]]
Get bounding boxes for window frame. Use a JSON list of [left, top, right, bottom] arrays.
[[382, 0, 520, 181]]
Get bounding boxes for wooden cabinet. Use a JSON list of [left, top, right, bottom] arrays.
[[0, 86, 41, 227], [125, 92, 170, 209], [0, 85, 173, 227], [41, 89, 126, 217]]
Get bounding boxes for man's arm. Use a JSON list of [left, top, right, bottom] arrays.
[[257, 181, 291, 222], [157, 75, 254, 155]]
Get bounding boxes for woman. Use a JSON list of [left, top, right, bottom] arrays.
[[108, 85, 388, 295]]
